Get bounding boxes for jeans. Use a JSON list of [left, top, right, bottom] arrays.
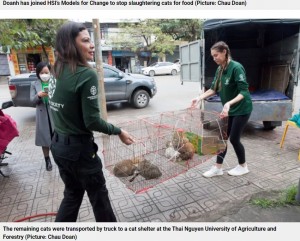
[[51, 132, 116, 222]]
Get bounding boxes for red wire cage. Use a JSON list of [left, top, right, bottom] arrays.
[[103, 108, 228, 193]]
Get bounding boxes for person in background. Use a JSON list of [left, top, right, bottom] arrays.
[[30, 62, 53, 171], [191, 41, 253, 178], [49, 21, 134, 222]]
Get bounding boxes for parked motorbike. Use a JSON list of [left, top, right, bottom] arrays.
[[0, 100, 18, 177]]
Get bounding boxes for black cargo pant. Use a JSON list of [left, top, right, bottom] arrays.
[[51, 132, 116, 222]]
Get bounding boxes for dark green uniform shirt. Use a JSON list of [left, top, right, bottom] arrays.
[[48, 65, 121, 136], [210, 60, 253, 116]]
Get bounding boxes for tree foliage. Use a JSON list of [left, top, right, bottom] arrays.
[[107, 19, 203, 64], [0, 19, 66, 59], [159, 19, 203, 42], [107, 19, 176, 63]]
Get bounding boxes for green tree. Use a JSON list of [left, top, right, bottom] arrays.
[[0, 19, 66, 60], [159, 19, 203, 42], [107, 19, 176, 64]]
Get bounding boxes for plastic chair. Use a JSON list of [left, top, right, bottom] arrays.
[[280, 120, 300, 160]]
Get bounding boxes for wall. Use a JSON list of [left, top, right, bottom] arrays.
[[205, 48, 263, 90], [204, 34, 298, 96], [265, 34, 299, 100]]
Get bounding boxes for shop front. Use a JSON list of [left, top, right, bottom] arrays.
[[112, 50, 135, 73], [10, 46, 55, 75]]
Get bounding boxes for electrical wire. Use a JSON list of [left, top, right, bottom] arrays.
[[14, 212, 57, 222]]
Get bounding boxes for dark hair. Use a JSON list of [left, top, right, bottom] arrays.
[[54, 21, 90, 77], [211, 41, 231, 92], [36, 62, 51, 80]]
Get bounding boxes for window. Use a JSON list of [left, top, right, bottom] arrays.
[[104, 68, 119, 78], [0, 54, 10, 75]]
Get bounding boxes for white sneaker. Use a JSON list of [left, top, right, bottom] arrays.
[[203, 166, 223, 178], [228, 164, 249, 176]]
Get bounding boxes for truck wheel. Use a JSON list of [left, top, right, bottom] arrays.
[[149, 70, 155, 77], [171, 69, 177, 75], [263, 121, 276, 130], [132, 90, 150, 109]]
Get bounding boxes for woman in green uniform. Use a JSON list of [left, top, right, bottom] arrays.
[[191, 41, 253, 178], [49, 21, 134, 222]]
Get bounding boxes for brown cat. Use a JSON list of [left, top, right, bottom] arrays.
[[113, 157, 142, 177], [113, 159, 137, 177], [178, 139, 195, 160], [129, 159, 162, 182], [138, 159, 162, 180], [172, 129, 185, 149]]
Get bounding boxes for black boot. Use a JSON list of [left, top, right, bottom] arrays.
[[45, 157, 52, 171]]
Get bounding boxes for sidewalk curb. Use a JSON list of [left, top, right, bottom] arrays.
[[182, 190, 300, 222]]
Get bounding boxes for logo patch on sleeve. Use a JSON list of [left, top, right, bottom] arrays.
[[90, 86, 97, 95], [87, 86, 98, 100], [239, 74, 245, 82]]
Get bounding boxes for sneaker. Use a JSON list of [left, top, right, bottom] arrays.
[[228, 164, 249, 176], [203, 166, 223, 178]]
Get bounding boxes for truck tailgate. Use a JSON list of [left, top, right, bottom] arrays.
[[204, 100, 292, 122]]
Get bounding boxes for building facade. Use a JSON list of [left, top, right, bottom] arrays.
[[86, 21, 179, 74], [0, 20, 179, 77], [10, 46, 55, 75]]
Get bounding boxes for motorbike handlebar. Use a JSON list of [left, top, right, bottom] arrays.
[[1, 100, 13, 110]]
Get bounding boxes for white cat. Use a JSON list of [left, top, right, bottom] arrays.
[[165, 141, 180, 160]]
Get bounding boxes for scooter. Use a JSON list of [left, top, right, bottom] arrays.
[[0, 100, 18, 177]]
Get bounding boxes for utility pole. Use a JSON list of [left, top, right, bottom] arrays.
[[92, 19, 108, 121]]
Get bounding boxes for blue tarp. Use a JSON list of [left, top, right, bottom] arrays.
[[206, 89, 290, 102]]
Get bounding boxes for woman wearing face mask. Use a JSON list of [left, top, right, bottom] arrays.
[[30, 62, 53, 171]]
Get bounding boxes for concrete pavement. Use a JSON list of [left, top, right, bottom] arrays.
[[0, 111, 300, 222]]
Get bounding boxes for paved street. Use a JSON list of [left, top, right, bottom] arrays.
[[1, 75, 300, 222]]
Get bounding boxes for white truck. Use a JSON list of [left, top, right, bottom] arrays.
[[180, 19, 300, 130]]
